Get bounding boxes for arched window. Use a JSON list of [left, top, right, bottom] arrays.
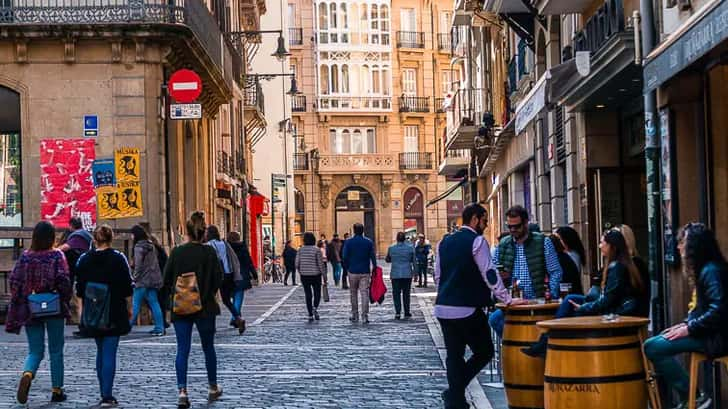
[[340, 3, 348, 42], [366, 129, 376, 153], [330, 129, 342, 153], [351, 129, 363, 154], [381, 68, 390, 95], [319, 65, 330, 95], [318, 3, 328, 30], [0, 86, 22, 234], [341, 130, 351, 153], [359, 3, 368, 44], [361, 65, 370, 94], [380, 5, 390, 44], [371, 65, 380, 94], [341, 65, 350, 93], [331, 64, 339, 93], [330, 3, 337, 29]]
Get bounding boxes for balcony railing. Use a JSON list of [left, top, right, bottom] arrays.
[[399, 152, 433, 170], [399, 96, 430, 113], [447, 88, 486, 139], [435, 97, 446, 113], [293, 153, 309, 171], [236, 151, 245, 176], [217, 151, 231, 176], [317, 96, 391, 112], [289, 27, 303, 46], [292, 94, 306, 112], [318, 154, 397, 173], [437, 33, 451, 52], [397, 31, 425, 48], [244, 80, 265, 114]]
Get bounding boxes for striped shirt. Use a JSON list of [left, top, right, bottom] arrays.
[[295, 245, 326, 276]]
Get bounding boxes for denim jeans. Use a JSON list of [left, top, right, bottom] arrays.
[[556, 294, 586, 318], [488, 309, 505, 338], [130, 287, 164, 332], [644, 334, 706, 400], [331, 262, 343, 283], [24, 318, 65, 388], [94, 336, 120, 399], [392, 278, 412, 315], [232, 289, 245, 321], [174, 316, 217, 389]]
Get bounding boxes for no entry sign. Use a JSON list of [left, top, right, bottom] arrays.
[[168, 69, 202, 103]]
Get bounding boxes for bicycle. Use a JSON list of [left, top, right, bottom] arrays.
[[263, 256, 284, 284]]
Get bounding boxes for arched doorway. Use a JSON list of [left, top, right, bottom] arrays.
[[0, 86, 22, 238], [294, 189, 305, 247], [334, 186, 375, 243], [403, 187, 424, 240]]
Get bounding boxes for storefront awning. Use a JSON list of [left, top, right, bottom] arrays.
[[426, 178, 467, 208], [482, 0, 530, 13], [644, 0, 727, 93], [547, 52, 591, 105], [538, 0, 592, 15]]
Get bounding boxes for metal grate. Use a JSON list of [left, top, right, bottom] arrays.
[[555, 106, 566, 164]]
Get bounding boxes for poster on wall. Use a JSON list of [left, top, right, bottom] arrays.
[[660, 109, 677, 264], [96, 147, 143, 220], [115, 147, 140, 183], [92, 158, 115, 187], [40, 139, 96, 229]]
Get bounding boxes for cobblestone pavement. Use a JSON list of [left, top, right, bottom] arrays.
[[0, 264, 507, 409]]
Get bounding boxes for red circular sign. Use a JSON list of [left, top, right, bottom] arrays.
[[168, 69, 202, 103]]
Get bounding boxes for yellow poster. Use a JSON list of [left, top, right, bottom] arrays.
[[117, 181, 143, 217], [115, 147, 140, 183], [97, 186, 123, 219]]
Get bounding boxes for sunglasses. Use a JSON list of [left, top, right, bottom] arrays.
[[506, 222, 523, 230]]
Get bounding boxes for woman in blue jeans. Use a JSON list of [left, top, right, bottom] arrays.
[[163, 211, 223, 408], [129, 225, 165, 336], [645, 223, 728, 409], [5, 221, 73, 404], [75, 225, 134, 408]]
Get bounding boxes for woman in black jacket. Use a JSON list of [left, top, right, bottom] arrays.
[[282, 240, 298, 286], [548, 235, 583, 296], [645, 223, 728, 409], [226, 231, 254, 333], [75, 225, 133, 408]]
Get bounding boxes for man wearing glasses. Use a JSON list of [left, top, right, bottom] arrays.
[[488, 205, 563, 337]]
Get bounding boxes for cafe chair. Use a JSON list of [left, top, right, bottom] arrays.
[[687, 352, 728, 409]]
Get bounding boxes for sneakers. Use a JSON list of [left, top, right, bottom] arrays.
[[177, 389, 190, 409], [99, 397, 119, 408], [208, 385, 223, 402], [404, 313, 412, 319], [16, 371, 32, 404], [308, 315, 314, 323], [51, 388, 67, 402], [149, 329, 165, 336], [237, 318, 246, 335], [349, 315, 359, 323], [395, 314, 401, 320], [313, 309, 320, 321], [673, 393, 712, 409], [362, 316, 370, 324]]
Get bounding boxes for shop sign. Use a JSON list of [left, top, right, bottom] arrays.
[[447, 200, 463, 217], [573, 0, 625, 54], [515, 74, 548, 135], [644, 0, 728, 93], [347, 190, 360, 201], [403, 188, 424, 218]]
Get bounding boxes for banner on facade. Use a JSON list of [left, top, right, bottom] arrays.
[[40, 139, 96, 229], [403, 188, 424, 219], [92, 158, 115, 187], [115, 147, 140, 183], [515, 74, 548, 135], [96, 148, 144, 219]]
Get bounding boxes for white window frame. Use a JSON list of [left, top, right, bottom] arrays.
[[329, 127, 377, 154], [400, 8, 416, 32], [404, 125, 419, 152], [402, 68, 417, 96]]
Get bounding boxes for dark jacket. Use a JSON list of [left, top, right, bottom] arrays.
[[163, 242, 223, 321], [75, 248, 133, 337], [133, 240, 163, 289], [436, 228, 491, 307], [687, 262, 728, 357], [557, 251, 583, 296], [342, 234, 377, 274], [327, 239, 343, 263], [576, 261, 638, 316], [282, 246, 298, 269], [228, 241, 254, 290], [634, 256, 651, 318]]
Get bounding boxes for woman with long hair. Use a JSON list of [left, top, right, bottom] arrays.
[[296, 232, 327, 322], [645, 223, 728, 409], [612, 224, 650, 317], [522, 230, 646, 358], [75, 225, 134, 408], [163, 212, 223, 408], [553, 226, 586, 274], [6, 221, 73, 404], [129, 224, 165, 336], [548, 235, 583, 296]]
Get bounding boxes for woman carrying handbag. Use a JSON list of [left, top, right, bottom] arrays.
[[5, 221, 73, 404]]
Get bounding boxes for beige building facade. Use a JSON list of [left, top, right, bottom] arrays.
[[289, 0, 456, 254]]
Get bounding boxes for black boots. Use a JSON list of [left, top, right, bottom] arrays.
[[521, 334, 548, 358]]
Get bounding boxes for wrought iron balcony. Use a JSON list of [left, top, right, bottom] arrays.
[[289, 28, 303, 46], [437, 33, 451, 52], [244, 79, 265, 114], [439, 149, 470, 176], [292, 94, 306, 112], [399, 96, 430, 113], [445, 88, 487, 150], [399, 152, 433, 171], [397, 31, 425, 48], [216, 151, 231, 177], [435, 97, 446, 113], [318, 154, 397, 174], [236, 151, 245, 176], [293, 153, 309, 171]]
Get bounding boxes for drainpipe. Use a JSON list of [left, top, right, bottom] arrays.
[[639, 0, 665, 332], [162, 69, 173, 248]]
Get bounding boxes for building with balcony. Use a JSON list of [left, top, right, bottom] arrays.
[[0, 0, 262, 248], [288, 0, 455, 253]]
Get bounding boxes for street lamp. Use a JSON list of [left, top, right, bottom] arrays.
[[272, 35, 291, 61], [227, 29, 290, 62], [249, 73, 299, 95]]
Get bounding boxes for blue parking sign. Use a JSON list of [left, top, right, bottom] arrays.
[[84, 115, 98, 137]]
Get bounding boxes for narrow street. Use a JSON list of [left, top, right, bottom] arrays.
[[0, 265, 504, 409]]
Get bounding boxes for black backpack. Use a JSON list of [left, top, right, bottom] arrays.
[[81, 282, 112, 332]]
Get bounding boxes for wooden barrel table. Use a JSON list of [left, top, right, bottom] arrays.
[[537, 316, 649, 409], [497, 302, 560, 409]]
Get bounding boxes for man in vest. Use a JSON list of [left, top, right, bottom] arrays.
[[435, 203, 525, 409], [489, 205, 563, 337]]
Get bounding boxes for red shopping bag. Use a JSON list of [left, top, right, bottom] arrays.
[[369, 266, 387, 304]]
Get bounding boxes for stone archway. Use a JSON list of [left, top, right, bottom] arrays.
[[334, 185, 376, 244]]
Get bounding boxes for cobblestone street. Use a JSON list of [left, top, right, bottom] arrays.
[[0, 265, 506, 409]]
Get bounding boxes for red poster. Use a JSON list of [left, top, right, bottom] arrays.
[[40, 139, 96, 229]]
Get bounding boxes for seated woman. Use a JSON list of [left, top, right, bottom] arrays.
[[549, 234, 584, 296], [644, 223, 728, 409], [522, 229, 645, 358]]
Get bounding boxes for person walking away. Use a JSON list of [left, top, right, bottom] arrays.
[[386, 232, 415, 319], [58, 216, 92, 335], [644, 223, 726, 409], [163, 212, 224, 408], [140, 222, 170, 329], [282, 240, 298, 286], [296, 232, 327, 322], [435, 204, 525, 409], [262, 236, 273, 263], [548, 235, 583, 296], [489, 205, 563, 337], [6, 221, 73, 404], [342, 223, 377, 324], [414, 234, 431, 288], [327, 234, 344, 286], [522, 229, 646, 358], [341, 233, 350, 289], [75, 225, 134, 408], [205, 225, 244, 334], [227, 231, 254, 332], [129, 225, 165, 336]]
